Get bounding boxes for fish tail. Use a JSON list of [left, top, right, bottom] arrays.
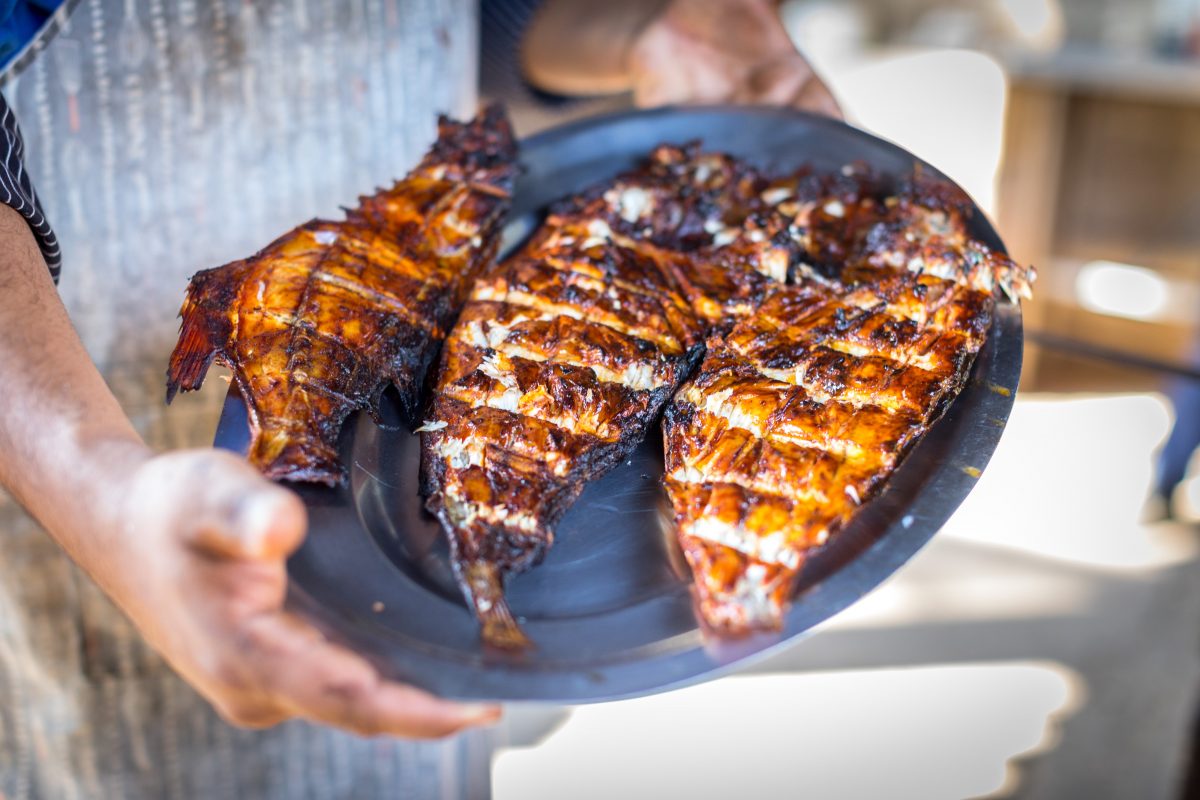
[[166, 264, 243, 403], [461, 561, 530, 650]]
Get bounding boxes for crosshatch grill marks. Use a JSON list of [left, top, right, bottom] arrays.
[[419, 153, 738, 647], [445, 304, 678, 393], [469, 250, 693, 358], [440, 350, 654, 443], [663, 168, 1035, 635], [408, 138, 1036, 647]]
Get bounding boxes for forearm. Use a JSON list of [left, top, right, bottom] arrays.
[[0, 215, 499, 733], [0, 204, 150, 587]]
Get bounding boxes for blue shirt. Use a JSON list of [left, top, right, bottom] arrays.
[[0, 1, 64, 71]]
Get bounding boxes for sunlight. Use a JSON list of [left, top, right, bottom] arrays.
[[1076, 260, 1171, 322], [825, 559, 1094, 630], [940, 394, 1199, 571], [1178, 474, 1200, 522], [494, 663, 1082, 800]]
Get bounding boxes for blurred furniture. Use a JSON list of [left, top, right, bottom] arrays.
[[995, 47, 1200, 391]]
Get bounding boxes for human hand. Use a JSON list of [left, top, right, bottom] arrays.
[[627, 0, 841, 117], [103, 448, 499, 737]]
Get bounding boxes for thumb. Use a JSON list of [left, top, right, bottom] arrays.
[[224, 484, 307, 560], [182, 458, 307, 561]]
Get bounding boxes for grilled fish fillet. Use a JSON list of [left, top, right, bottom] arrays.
[[418, 143, 809, 647], [418, 159, 729, 647], [663, 174, 1035, 633], [166, 105, 517, 484], [420, 221, 700, 647]]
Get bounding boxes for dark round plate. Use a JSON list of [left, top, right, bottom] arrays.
[[213, 106, 1023, 703]]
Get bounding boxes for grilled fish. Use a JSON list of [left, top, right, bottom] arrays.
[[418, 162, 722, 647], [417, 142, 809, 647], [663, 174, 1035, 633], [166, 105, 517, 484]]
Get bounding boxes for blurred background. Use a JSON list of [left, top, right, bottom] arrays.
[[488, 1, 1200, 798], [1, 0, 1197, 796]]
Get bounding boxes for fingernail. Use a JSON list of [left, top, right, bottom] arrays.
[[235, 496, 274, 557], [237, 491, 299, 558]]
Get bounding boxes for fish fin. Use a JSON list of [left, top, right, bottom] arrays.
[[998, 257, 1037, 303], [166, 299, 223, 403], [166, 265, 240, 403], [417, 103, 518, 187]]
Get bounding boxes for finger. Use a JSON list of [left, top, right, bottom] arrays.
[[632, 74, 667, 108], [790, 76, 843, 119], [632, 64, 705, 108], [208, 693, 291, 730], [242, 612, 500, 738], [627, 33, 708, 108]]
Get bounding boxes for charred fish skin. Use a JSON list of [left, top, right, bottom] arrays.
[[856, 171, 1036, 302], [594, 143, 767, 250], [759, 161, 885, 285], [664, 171, 1036, 635], [420, 172, 710, 648], [166, 105, 517, 485]]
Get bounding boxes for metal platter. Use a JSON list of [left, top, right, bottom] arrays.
[[213, 106, 1023, 703]]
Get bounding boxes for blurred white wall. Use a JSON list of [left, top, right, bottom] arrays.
[[783, 2, 1009, 214]]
